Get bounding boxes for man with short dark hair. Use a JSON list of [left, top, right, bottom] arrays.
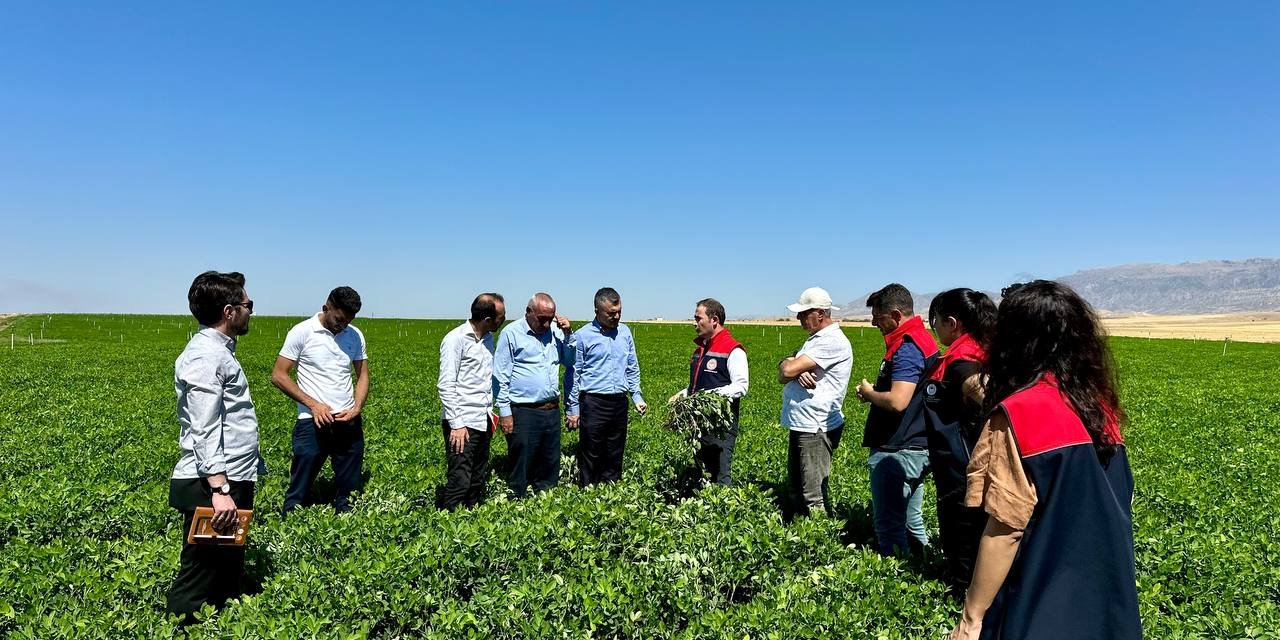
[[777, 287, 852, 517], [272, 286, 369, 515], [493, 292, 574, 497], [565, 287, 646, 486], [855, 283, 940, 555], [167, 270, 264, 620], [437, 292, 505, 509], [667, 298, 748, 486]]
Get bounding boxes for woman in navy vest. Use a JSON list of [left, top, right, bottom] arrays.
[[949, 281, 1141, 640], [922, 288, 996, 591]]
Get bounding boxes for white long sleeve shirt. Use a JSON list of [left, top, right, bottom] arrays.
[[437, 321, 495, 431], [677, 347, 749, 400]]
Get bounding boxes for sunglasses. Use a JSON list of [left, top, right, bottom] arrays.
[[229, 300, 254, 312]]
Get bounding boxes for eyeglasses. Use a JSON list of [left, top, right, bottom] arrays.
[[229, 300, 254, 312], [534, 315, 555, 323]]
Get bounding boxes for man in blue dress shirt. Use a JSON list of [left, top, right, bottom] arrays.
[[493, 292, 574, 497], [565, 287, 646, 486]]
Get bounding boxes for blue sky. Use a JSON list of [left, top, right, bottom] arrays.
[[1, 2, 1276, 319]]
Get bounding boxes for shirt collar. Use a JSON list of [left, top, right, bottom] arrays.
[[308, 313, 330, 335], [459, 321, 486, 342], [809, 321, 840, 340], [198, 325, 237, 352]]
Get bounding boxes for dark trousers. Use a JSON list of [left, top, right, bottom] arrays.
[[577, 392, 628, 486], [283, 415, 365, 515], [937, 499, 986, 588], [166, 477, 256, 618], [696, 425, 738, 486], [787, 426, 843, 517], [440, 421, 493, 510], [508, 404, 562, 497]]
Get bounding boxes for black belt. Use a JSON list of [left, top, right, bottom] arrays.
[[582, 392, 626, 399], [512, 399, 559, 410]]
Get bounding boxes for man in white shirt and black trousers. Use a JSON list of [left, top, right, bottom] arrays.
[[437, 293, 506, 510], [271, 286, 369, 516], [167, 270, 265, 622]]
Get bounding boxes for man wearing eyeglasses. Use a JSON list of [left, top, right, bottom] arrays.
[[167, 271, 265, 622], [271, 286, 369, 516], [492, 292, 574, 497]]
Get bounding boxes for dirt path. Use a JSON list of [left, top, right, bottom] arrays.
[[0, 313, 20, 334]]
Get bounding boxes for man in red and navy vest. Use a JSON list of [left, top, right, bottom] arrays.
[[668, 298, 749, 486], [855, 283, 940, 556]]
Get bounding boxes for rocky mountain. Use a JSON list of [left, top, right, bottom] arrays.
[[831, 259, 1280, 317], [1058, 258, 1280, 314]]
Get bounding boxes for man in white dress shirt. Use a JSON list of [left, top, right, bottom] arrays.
[[271, 286, 369, 515], [437, 292, 505, 510]]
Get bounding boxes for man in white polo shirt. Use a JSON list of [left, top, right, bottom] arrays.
[[271, 286, 369, 515], [777, 287, 853, 518]]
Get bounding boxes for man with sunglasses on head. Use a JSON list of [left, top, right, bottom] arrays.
[[168, 270, 265, 622], [271, 287, 369, 516], [493, 292, 574, 497]]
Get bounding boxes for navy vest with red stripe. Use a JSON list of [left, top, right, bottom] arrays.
[[688, 329, 744, 425], [862, 316, 940, 450], [922, 333, 987, 501], [980, 375, 1141, 640]]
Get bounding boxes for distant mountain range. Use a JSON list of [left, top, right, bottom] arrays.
[[829, 258, 1280, 317]]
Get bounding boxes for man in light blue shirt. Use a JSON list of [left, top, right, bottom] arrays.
[[493, 292, 574, 497], [566, 287, 646, 486]]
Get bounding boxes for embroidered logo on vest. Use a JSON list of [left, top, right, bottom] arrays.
[[705, 359, 717, 371]]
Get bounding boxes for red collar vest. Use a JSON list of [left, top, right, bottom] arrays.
[[882, 315, 939, 361], [927, 332, 987, 381]]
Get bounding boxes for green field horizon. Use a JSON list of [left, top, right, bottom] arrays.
[[2, 314, 1277, 638]]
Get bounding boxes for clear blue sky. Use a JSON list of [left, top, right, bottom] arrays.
[[2, 2, 1276, 319]]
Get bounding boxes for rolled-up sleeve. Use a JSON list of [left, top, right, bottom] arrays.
[[965, 411, 1038, 530], [178, 356, 227, 476]]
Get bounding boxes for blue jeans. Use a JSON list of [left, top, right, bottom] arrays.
[[868, 447, 930, 555]]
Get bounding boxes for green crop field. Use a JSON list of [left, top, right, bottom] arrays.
[[2, 314, 1279, 639]]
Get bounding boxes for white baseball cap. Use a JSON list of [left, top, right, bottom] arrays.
[[787, 287, 840, 313]]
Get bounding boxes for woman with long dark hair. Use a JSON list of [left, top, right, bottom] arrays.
[[922, 288, 996, 590], [948, 281, 1140, 640]]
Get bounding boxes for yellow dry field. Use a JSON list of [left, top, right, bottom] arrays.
[[1100, 313, 1280, 343], [654, 313, 1280, 344]]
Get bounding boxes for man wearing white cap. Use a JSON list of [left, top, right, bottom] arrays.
[[777, 287, 853, 517]]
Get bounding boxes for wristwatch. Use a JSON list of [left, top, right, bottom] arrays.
[[211, 481, 231, 496]]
